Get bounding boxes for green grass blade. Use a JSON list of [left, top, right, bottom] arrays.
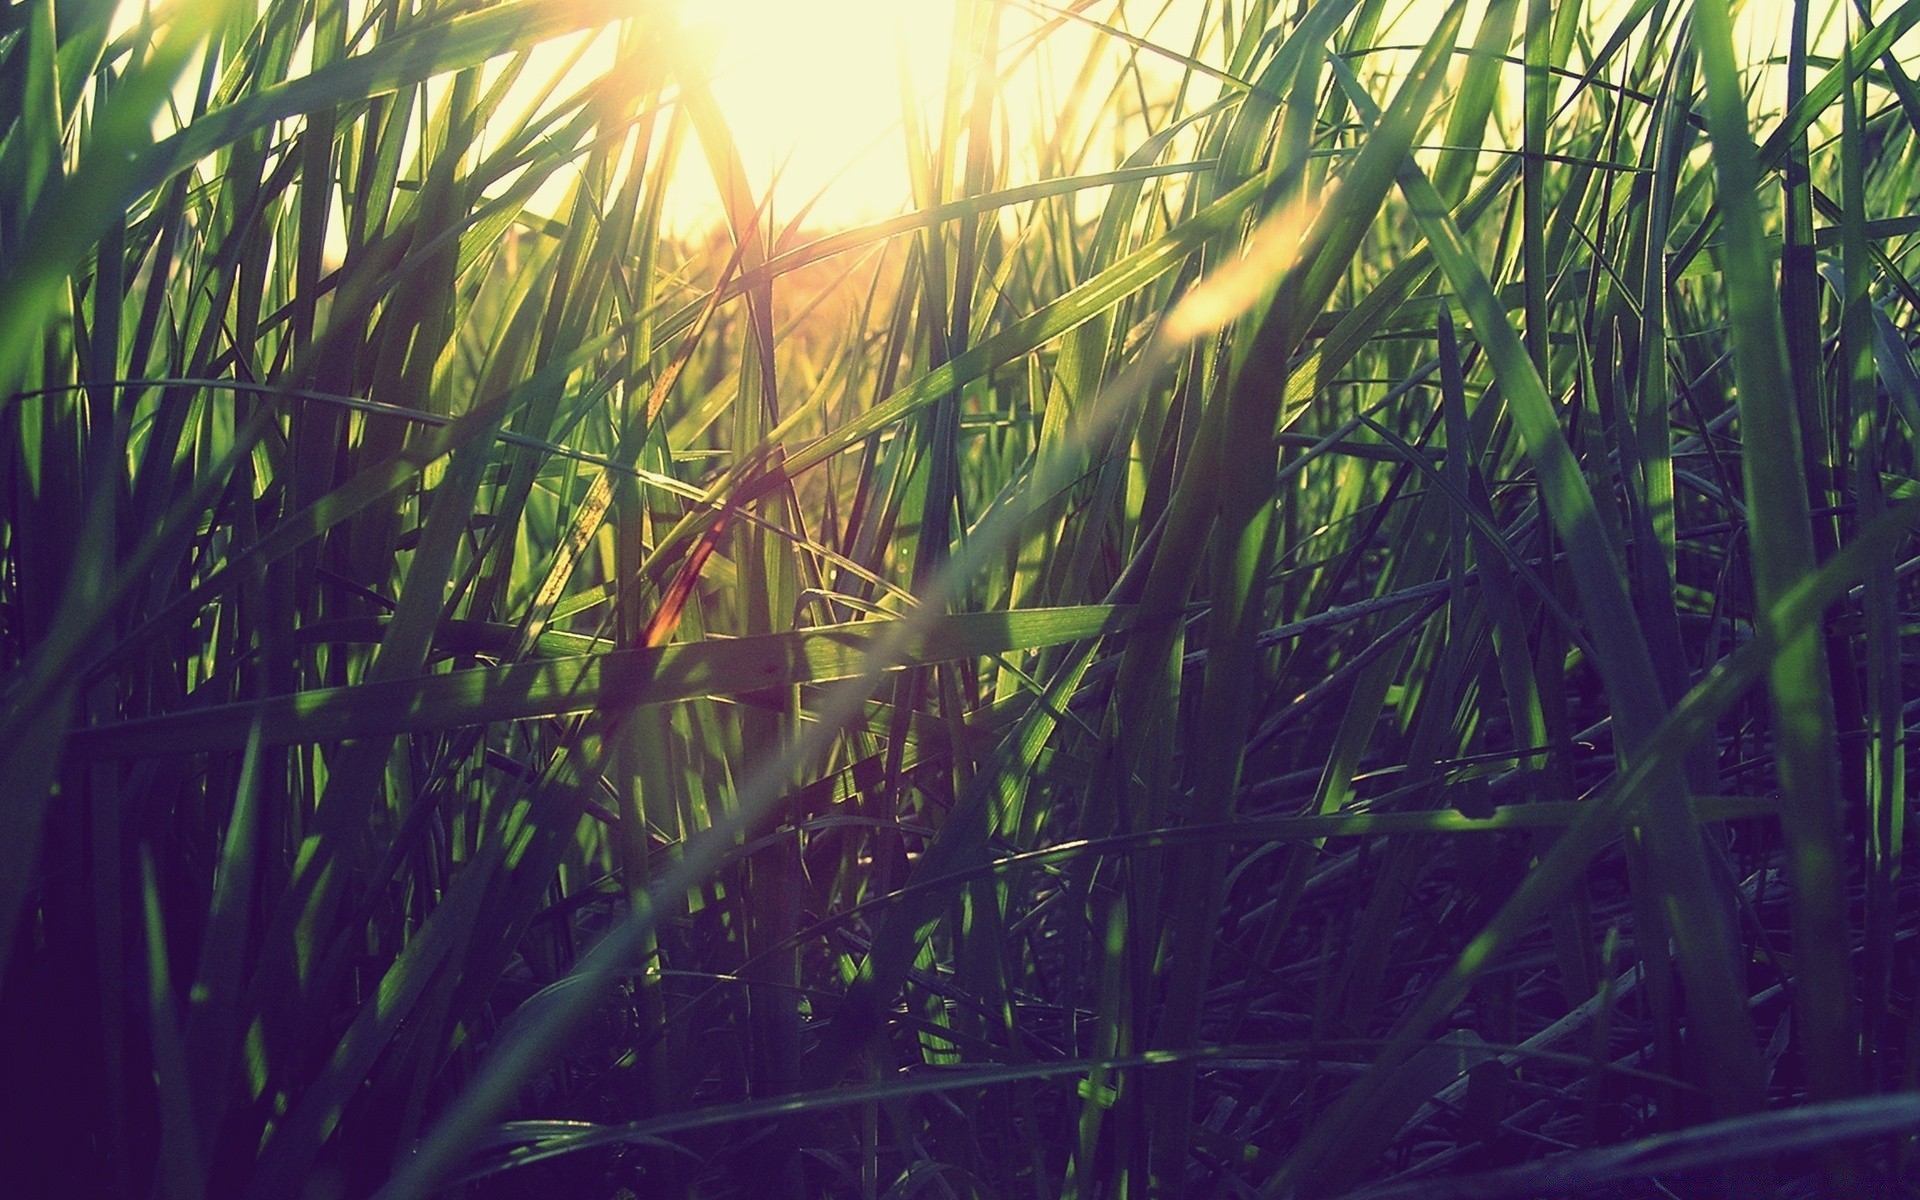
[[1693, 0, 1860, 1103]]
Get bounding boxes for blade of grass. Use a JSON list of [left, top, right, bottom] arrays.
[[1694, 0, 1860, 1104]]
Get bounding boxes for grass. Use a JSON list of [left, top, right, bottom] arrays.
[[4, 0, 1920, 1196]]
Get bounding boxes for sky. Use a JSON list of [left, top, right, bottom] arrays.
[[662, 0, 1844, 233], [660, 0, 1147, 232], [103, 0, 1900, 235]]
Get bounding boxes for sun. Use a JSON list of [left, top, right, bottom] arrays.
[[668, 0, 959, 231]]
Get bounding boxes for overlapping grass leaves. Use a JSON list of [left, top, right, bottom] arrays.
[[5, 0, 1919, 1196]]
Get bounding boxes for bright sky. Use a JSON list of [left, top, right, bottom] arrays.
[[106, 0, 1889, 237], [666, 0, 958, 231], [662, 0, 1145, 233], [660, 0, 1837, 234]]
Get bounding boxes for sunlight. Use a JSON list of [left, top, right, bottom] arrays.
[[669, 0, 959, 230]]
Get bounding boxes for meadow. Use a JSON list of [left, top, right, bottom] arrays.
[[3, 0, 1920, 1196]]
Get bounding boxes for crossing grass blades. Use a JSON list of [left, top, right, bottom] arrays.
[[4, 0, 1920, 1196]]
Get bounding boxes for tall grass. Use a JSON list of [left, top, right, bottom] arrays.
[[4, 0, 1920, 1196]]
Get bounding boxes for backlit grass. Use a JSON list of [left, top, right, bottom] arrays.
[[4, 1, 1920, 1197]]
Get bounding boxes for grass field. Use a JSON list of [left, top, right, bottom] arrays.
[[4, 0, 1920, 1196]]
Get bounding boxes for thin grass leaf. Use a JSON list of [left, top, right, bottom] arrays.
[[1694, 0, 1859, 1103]]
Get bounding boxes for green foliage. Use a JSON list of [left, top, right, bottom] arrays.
[[4, 0, 1920, 1197]]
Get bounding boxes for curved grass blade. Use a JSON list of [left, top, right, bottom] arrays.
[[72, 607, 1134, 759], [1267, 496, 1920, 1197]]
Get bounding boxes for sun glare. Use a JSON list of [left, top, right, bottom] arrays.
[[669, 0, 959, 231]]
